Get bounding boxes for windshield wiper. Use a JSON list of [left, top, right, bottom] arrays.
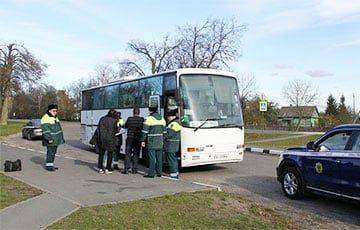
[[216, 123, 243, 129], [194, 117, 222, 132]]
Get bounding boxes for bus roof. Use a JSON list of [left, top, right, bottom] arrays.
[[82, 68, 236, 92]]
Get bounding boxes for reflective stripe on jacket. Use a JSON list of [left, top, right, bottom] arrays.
[[141, 112, 166, 150], [41, 113, 65, 146]]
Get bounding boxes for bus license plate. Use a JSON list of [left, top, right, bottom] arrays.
[[214, 154, 227, 160]]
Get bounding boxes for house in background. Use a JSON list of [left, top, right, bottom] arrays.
[[278, 106, 319, 127]]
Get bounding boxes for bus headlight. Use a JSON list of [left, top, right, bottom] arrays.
[[196, 147, 204, 152], [187, 147, 204, 152]]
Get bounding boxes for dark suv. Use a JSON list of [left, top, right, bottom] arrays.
[[277, 124, 360, 201]]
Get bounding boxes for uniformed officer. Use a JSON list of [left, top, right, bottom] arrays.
[[113, 111, 124, 170], [141, 104, 166, 178], [41, 104, 65, 171], [164, 109, 181, 179]]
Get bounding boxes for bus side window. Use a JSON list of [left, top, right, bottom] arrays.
[[93, 88, 105, 109], [82, 90, 94, 110], [104, 85, 119, 108], [164, 74, 176, 91], [139, 76, 163, 107], [119, 81, 138, 108]]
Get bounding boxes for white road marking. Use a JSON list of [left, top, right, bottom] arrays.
[[192, 181, 222, 191], [64, 156, 77, 160]]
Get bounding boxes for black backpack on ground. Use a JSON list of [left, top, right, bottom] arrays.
[[4, 159, 22, 172]]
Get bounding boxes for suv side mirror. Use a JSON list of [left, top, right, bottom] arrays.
[[306, 141, 315, 150]]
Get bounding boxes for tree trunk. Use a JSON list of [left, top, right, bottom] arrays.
[[0, 93, 11, 125], [295, 118, 302, 131]]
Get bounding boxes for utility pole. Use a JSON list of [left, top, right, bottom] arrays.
[[353, 93, 356, 113]]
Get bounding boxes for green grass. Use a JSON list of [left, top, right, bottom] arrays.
[[251, 134, 321, 149], [245, 132, 298, 143], [0, 173, 42, 209], [49, 190, 297, 230], [0, 121, 26, 137]]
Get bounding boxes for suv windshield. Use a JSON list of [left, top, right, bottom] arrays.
[[180, 74, 243, 128]]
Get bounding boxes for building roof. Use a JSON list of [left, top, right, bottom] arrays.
[[279, 106, 319, 118]]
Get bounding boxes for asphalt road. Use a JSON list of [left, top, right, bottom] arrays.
[[3, 122, 359, 229]]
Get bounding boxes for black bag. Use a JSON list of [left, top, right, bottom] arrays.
[[4, 159, 22, 172], [89, 128, 99, 146]]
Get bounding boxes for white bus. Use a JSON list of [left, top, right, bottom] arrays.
[[81, 68, 244, 167]]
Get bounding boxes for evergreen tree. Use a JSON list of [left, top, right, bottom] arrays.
[[325, 95, 338, 115], [337, 95, 351, 123]]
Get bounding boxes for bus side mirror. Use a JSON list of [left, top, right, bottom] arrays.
[[306, 141, 315, 150]]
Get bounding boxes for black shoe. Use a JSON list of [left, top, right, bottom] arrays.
[[157, 174, 162, 177], [121, 170, 129, 174], [144, 175, 154, 178], [113, 165, 120, 170], [46, 166, 54, 172], [131, 170, 138, 174], [54, 167, 59, 170]]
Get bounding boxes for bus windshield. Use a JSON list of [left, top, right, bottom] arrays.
[[180, 74, 243, 129]]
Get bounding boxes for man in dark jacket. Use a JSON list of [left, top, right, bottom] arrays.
[[141, 106, 166, 178], [41, 104, 65, 171], [165, 109, 181, 179], [122, 107, 144, 174], [97, 109, 118, 174]]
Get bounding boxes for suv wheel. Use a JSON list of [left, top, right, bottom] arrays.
[[281, 167, 304, 199], [27, 132, 32, 140]]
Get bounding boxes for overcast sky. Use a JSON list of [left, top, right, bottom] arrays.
[[1, 0, 359, 111]]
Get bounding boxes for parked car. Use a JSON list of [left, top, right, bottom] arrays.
[[22, 119, 42, 140], [277, 124, 360, 202]]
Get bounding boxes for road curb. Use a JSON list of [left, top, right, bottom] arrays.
[[245, 147, 283, 155]]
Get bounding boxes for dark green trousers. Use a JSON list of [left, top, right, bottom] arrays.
[[46, 146, 58, 167], [166, 152, 179, 177], [147, 149, 163, 177]]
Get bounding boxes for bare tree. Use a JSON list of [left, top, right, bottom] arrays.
[[66, 78, 92, 112], [175, 18, 247, 69], [283, 79, 319, 130], [0, 43, 47, 124], [125, 35, 180, 74], [236, 72, 257, 109], [92, 64, 118, 85], [121, 18, 247, 74]]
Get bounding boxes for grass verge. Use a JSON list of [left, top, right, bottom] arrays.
[[49, 190, 297, 230], [0, 121, 26, 137], [245, 132, 298, 143], [250, 134, 321, 149], [0, 173, 42, 210]]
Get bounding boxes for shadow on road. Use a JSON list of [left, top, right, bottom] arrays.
[[65, 139, 93, 152], [225, 176, 360, 226], [30, 156, 46, 169], [74, 159, 98, 172], [180, 164, 227, 173]]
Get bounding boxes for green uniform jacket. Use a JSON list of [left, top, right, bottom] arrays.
[[141, 112, 166, 150], [164, 119, 181, 153], [41, 113, 65, 147]]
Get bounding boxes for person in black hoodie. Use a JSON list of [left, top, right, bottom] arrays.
[[97, 109, 117, 174], [122, 107, 144, 174]]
